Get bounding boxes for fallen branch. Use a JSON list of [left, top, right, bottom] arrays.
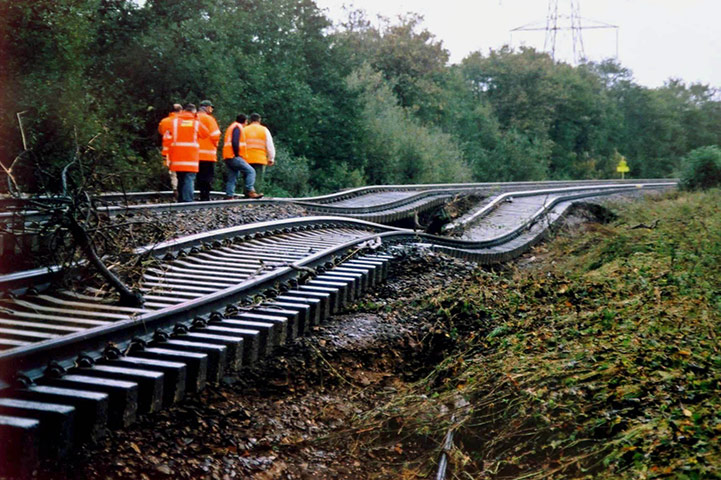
[[629, 219, 659, 230], [66, 214, 144, 307]]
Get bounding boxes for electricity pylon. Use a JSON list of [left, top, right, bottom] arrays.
[[510, 0, 618, 64]]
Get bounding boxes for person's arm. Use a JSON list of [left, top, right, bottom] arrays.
[[231, 126, 240, 158], [265, 127, 275, 165], [209, 117, 221, 147], [197, 120, 210, 140]]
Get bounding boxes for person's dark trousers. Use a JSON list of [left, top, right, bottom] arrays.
[[251, 164, 266, 192], [176, 172, 196, 203], [197, 161, 215, 201]]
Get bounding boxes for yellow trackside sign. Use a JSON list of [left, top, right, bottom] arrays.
[[616, 158, 630, 173]]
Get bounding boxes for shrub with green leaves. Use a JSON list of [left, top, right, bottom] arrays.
[[264, 147, 313, 197], [679, 145, 721, 190]]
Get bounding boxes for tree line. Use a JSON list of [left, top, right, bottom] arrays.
[[1, 0, 720, 196]]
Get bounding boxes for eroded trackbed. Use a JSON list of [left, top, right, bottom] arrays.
[[0, 181, 675, 477]]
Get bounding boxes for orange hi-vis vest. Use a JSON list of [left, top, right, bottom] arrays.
[[222, 122, 247, 160], [168, 112, 209, 173], [244, 123, 268, 165], [197, 111, 221, 162], [158, 112, 178, 163]]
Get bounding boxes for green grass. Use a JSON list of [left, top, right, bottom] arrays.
[[350, 190, 721, 479]]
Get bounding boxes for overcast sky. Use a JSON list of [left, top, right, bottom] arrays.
[[314, 0, 721, 88]]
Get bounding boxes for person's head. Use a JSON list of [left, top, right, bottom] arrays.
[[172, 103, 182, 113], [249, 113, 261, 123], [236, 114, 247, 125], [184, 103, 197, 113], [200, 100, 214, 113]]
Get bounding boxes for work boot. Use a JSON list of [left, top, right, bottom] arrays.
[[245, 191, 264, 199]]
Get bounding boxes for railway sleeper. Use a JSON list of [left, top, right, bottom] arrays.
[[261, 302, 311, 335], [325, 269, 366, 296], [316, 273, 361, 300], [11, 385, 109, 444], [343, 260, 382, 285], [195, 324, 260, 366], [39, 375, 138, 429], [0, 415, 40, 478], [299, 284, 342, 314], [343, 261, 381, 286], [129, 348, 207, 394], [329, 264, 369, 286], [71, 365, 164, 415], [0, 398, 75, 459], [150, 339, 227, 384], [282, 290, 331, 320], [310, 278, 352, 304], [99, 357, 187, 407], [234, 312, 290, 345], [274, 295, 321, 326], [173, 331, 244, 372], [245, 308, 300, 339], [214, 318, 275, 356]]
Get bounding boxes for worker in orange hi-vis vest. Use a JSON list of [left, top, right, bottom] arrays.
[[196, 99, 221, 201], [157, 103, 182, 200], [243, 112, 275, 193], [222, 114, 262, 199], [168, 104, 210, 203]]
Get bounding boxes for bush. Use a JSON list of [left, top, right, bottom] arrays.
[[264, 147, 313, 197], [679, 145, 721, 190], [347, 65, 472, 186]]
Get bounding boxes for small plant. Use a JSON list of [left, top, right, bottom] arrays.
[[679, 145, 721, 191]]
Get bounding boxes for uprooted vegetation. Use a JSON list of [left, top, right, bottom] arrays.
[[339, 189, 721, 479]]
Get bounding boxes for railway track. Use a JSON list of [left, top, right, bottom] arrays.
[[0, 178, 671, 224], [0, 180, 674, 477], [0, 179, 673, 275]]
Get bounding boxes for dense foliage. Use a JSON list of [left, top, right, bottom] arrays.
[[679, 145, 721, 191], [1, 0, 720, 195]]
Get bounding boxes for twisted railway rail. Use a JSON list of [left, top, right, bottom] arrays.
[[0, 180, 675, 477], [0, 178, 671, 225]]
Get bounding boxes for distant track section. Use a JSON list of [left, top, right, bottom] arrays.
[[0, 179, 673, 223]]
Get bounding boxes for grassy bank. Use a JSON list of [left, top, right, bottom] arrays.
[[350, 190, 721, 479]]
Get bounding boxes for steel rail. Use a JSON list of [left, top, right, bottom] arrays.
[[0, 179, 672, 209], [443, 182, 674, 235], [0, 179, 676, 225]]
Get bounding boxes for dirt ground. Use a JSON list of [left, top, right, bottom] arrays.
[[36, 248, 477, 480]]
